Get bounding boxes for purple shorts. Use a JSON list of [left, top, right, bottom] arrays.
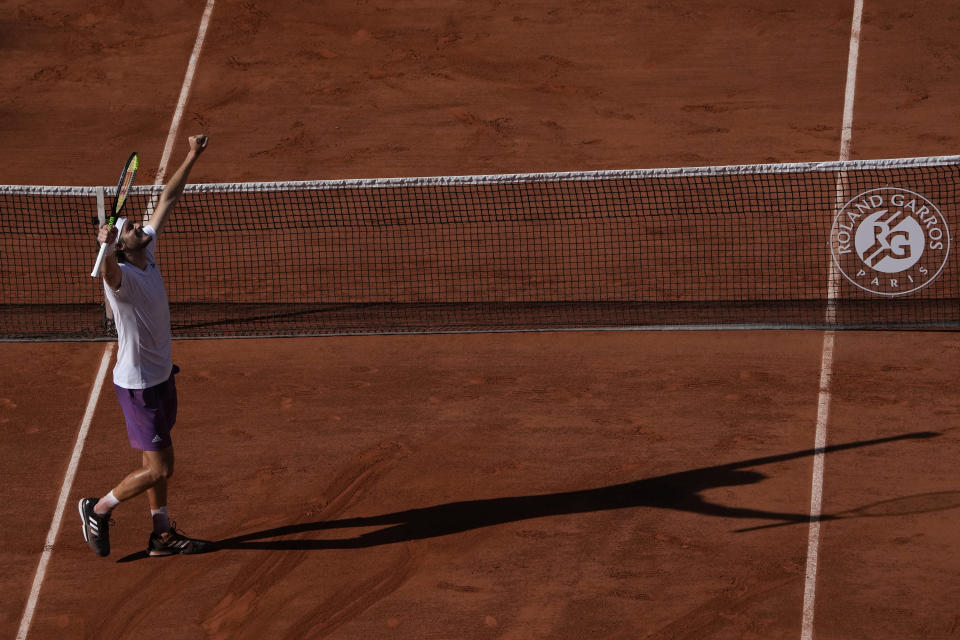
[[114, 365, 179, 451]]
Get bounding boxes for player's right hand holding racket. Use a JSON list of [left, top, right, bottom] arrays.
[[91, 151, 140, 277], [96, 224, 119, 248]]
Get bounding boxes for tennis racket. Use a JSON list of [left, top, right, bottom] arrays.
[[90, 151, 140, 277]]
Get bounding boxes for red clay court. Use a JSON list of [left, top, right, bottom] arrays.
[[2, 1, 959, 639]]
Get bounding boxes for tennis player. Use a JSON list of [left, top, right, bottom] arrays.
[[79, 134, 214, 557]]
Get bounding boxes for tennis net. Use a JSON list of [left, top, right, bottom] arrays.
[[2, 156, 958, 340]]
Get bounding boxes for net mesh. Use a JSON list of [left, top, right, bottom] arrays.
[[2, 156, 958, 340]]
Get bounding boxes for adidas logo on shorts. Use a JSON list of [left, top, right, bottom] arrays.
[[152, 435, 163, 444]]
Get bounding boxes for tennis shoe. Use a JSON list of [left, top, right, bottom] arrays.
[[148, 524, 216, 556], [78, 497, 112, 557]]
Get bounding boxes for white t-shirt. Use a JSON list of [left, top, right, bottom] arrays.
[[103, 225, 173, 389]]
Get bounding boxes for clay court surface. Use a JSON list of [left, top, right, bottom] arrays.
[[2, 1, 960, 638]]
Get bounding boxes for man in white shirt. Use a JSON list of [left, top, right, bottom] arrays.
[[79, 134, 214, 557]]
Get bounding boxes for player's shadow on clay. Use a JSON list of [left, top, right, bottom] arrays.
[[117, 431, 943, 562]]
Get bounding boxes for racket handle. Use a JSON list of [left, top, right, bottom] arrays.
[[90, 242, 109, 277]]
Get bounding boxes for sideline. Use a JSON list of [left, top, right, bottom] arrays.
[[156, 0, 217, 183], [800, 0, 864, 638]]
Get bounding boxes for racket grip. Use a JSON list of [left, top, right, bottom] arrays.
[[90, 242, 109, 277]]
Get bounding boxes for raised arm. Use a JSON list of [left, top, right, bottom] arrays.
[[148, 135, 208, 234]]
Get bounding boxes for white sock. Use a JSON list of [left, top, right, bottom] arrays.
[[151, 506, 171, 534], [95, 491, 120, 515]]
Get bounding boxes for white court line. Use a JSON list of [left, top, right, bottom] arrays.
[[15, 3, 216, 639], [15, 345, 113, 640], [801, 1, 864, 639], [156, 0, 216, 184]]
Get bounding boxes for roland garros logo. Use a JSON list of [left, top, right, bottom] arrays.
[[830, 187, 950, 296]]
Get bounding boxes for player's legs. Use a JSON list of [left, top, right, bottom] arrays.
[[82, 368, 212, 556]]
